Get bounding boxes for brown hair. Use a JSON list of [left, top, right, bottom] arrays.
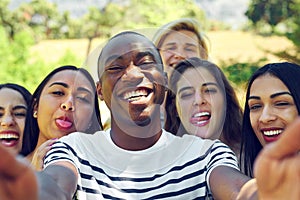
[[165, 57, 242, 154]]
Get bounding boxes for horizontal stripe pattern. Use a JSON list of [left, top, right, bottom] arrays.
[[44, 130, 238, 200]]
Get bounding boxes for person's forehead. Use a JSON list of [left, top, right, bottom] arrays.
[[102, 34, 157, 59], [178, 67, 217, 84], [0, 88, 26, 105], [47, 70, 92, 88]]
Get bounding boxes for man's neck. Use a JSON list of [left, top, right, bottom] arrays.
[[110, 119, 162, 151]]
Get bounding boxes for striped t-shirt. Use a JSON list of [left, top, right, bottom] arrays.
[[44, 129, 238, 199]]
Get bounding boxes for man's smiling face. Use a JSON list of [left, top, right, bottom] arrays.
[[97, 33, 166, 128]]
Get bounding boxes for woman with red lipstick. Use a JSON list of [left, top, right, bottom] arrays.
[[20, 65, 103, 170], [164, 57, 243, 158], [0, 83, 32, 155], [241, 62, 300, 177]]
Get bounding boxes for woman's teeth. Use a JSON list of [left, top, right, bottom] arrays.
[[263, 129, 283, 136]]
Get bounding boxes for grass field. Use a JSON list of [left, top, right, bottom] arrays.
[[31, 30, 296, 66]]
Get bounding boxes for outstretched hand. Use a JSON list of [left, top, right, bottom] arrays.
[[0, 145, 38, 200], [254, 117, 300, 200]]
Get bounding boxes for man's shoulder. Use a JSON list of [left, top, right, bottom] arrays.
[[163, 130, 217, 144], [59, 130, 106, 143], [162, 130, 220, 152]]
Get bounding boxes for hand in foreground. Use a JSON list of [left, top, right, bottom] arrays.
[[31, 139, 57, 171], [0, 145, 38, 200], [254, 117, 300, 200]]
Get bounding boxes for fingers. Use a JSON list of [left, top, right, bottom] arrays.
[[32, 139, 57, 171], [0, 145, 29, 179]]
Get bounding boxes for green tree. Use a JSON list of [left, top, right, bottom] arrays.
[[17, 0, 64, 40], [0, 0, 31, 40], [123, 0, 207, 30], [81, 2, 125, 57], [0, 25, 46, 91], [285, 0, 300, 47], [246, 0, 296, 33]]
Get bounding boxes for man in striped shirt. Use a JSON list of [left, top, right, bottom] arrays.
[[43, 31, 253, 199]]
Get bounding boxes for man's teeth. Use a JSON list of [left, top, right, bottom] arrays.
[[193, 112, 210, 117], [0, 134, 19, 140], [263, 130, 283, 136], [123, 89, 148, 100]]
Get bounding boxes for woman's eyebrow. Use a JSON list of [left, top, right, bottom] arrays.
[[249, 91, 292, 100], [270, 91, 292, 99], [49, 82, 69, 88], [202, 82, 218, 87], [77, 87, 93, 95], [12, 105, 27, 111], [248, 96, 260, 100]]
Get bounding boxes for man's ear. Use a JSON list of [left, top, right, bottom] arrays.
[[96, 81, 104, 101]]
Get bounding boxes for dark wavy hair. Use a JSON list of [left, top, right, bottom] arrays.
[[21, 65, 103, 156], [240, 62, 300, 177], [0, 83, 32, 108], [164, 57, 243, 153]]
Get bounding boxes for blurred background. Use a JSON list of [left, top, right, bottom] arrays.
[[1, 0, 300, 93]]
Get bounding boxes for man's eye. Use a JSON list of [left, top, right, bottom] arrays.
[[139, 61, 155, 68], [106, 65, 124, 72]]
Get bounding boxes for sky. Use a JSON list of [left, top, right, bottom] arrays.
[[9, 0, 250, 30], [196, 0, 250, 30]]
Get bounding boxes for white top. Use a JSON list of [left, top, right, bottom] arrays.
[[44, 129, 239, 199]]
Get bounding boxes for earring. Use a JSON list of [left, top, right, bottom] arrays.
[[33, 111, 38, 118]]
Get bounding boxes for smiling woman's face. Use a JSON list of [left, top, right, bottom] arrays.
[[159, 30, 201, 80], [35, 70, 95, 142], [0, 88, 27, 155], [248, 74, 298, 146]]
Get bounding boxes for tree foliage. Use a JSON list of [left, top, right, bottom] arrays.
[[122, 0, 207, 29], [0, 25, 44, 91], [0, 0, 31, 40], [285, 0, 300, 46], [0, 0, 246, 90], [246, 0, 300, 49], [246, 0, 296, 28]]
